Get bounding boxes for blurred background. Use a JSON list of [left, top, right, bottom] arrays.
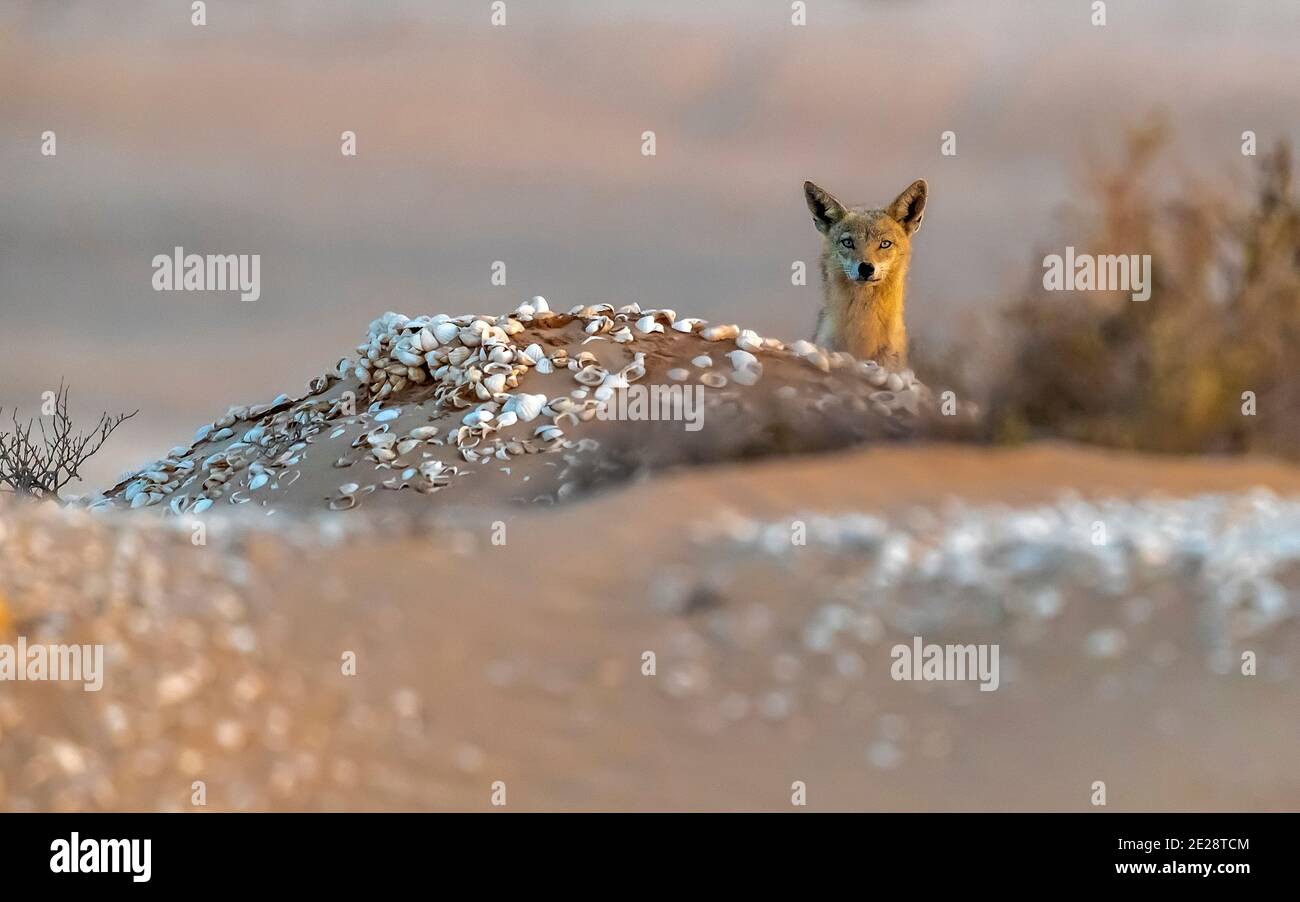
[[3, 0, 1299, 489]]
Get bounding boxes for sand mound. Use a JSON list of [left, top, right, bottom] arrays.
[[4, 444, 1298, 811], [96, 299, 970, 515]]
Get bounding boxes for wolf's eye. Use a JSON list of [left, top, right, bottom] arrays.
[[839, 237, 854, 249], [880, 240, 893, 249]]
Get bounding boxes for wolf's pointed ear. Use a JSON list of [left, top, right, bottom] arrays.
[[887, 179, 928, 234], [804, 181, 847, 234]]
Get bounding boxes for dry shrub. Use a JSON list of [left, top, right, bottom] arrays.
[[0, 383, 137, 501], [977, 125, 1300, 457]]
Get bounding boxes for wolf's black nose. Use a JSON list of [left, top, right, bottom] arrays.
[[857, 262, 875, 280]]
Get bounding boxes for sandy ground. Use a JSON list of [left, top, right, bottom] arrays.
[[2, 442, 1297, 812]]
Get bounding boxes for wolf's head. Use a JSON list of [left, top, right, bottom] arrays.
[[803, 179, 928, 284]]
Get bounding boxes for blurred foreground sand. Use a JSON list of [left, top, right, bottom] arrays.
[[2, 442, 1297, 811]]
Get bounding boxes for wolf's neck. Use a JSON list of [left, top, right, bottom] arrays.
[[826, 266, 908, 367]]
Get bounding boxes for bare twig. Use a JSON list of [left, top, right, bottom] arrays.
[[0, 382, 137, 501]]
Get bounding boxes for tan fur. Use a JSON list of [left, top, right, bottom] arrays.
[[804, 179, 928, 369]]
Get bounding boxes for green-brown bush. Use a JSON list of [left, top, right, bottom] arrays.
[[940, 126, 1300, 458]]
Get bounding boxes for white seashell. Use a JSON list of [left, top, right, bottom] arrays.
[[731, 368, 760, 386], [885, 372, 904, 392], [408, 425, 439, 440], [211, 427, 234, 442], [574, 365, 607, 386], [667, 368, 690, 382], [522, 343, 545, 364], [736, 330, 763, 352], [636, 315, 664, 334], [531, 296, 549, 312], [374, 408, 400, 422], [397, 439, 421, 456], [691, 355, 713, 368], [484, 373, 508, 395], [727, 350, 758, 371], [611, 327, 634, 343], [535, 357, 554, 375], [418, 459, 451, 479], [329, 495, 358, 511], [193, 424, 213, 443], [673, 317, 704, 333], [248, 473, 270, 491], [192, 498, 214, 514], [496, 410, 519, 428], [434, 322, 460, 345], [701, 372, 728, 388], [701, 324, 739, 341], [790, 341, 831, 371], [338, 482, 360, 495], [507, 393, 547, 422]]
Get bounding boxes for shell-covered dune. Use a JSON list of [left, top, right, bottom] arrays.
[[97, 299, 963, 515]]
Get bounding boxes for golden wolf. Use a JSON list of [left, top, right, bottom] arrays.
[[803, 179, 928, 368]]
